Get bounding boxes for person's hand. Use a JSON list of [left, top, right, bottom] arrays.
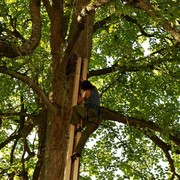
[[78, 91, 82, 97], [80, 78, 84, 82]]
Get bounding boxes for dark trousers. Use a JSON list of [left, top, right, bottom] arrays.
[[71, 105, 101, 155]]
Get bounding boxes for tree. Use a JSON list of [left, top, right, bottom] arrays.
[[0, 0, 179, 179]]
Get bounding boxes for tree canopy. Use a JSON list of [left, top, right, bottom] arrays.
[[0, 0, 180, 179]]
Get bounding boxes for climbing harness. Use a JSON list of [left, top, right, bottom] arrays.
[[84, 105, 102, 127]]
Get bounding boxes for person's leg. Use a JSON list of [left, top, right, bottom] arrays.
[[71, 108, 101, 161], [71, 105, 85, 125], [87, 108, 102, 127], [74, 122, 98, 156]]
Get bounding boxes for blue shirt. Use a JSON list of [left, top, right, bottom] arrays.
[[84, 88, 100, 108]]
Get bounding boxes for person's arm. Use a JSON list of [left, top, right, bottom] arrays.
[[77, 90, 90, 105]]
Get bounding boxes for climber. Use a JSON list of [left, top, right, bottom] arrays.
[[71, 80, 101, 161]]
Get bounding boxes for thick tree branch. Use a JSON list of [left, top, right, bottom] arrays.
[[88, 61, 154, 77], [0, 118, 34, 149], [77, 0, 111, 22], [0, 110, 46, 127], [0, 0, 41, 58], [0, 112, 30, 119], [20, 138, 35, 163], [10, 139, 19, 164], [88, 51, 176, 77], [121, 14, 154, 37], [50, 0, 64, 54], [65, 0, 111, 56], [144, 130, 180, 179], [94, 14, 154, 38], [106, 123, 179, 177], [127, 0, 180, 42], [169, 134, 180, 147], [88, 63, 117, 77], [101, 107, 180, 146], [101, 107, 161, 131], [42, 0, 52, 19], [0, 134, 19, 149], [8, 14, 26, 42], [32, 116, 47, 180], [93, 16, 112, 33], [0, 129, 30, 150], [0, 66, 55, 113], [9, 99, 26, 164]]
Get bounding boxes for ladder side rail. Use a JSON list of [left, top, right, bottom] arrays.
[[64, 57, 82, 180], [71, 58, 88, 180]]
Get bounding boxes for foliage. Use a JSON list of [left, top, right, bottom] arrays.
[[0, 0, 180, 179]]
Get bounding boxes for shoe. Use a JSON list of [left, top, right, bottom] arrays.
[[71, 152, 81, 162]]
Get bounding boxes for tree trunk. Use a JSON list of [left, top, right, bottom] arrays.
[[39, 0, 94, 179], [39, 107, 71, 180]]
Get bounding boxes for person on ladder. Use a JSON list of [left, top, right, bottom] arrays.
[[71, 80, 101, 161]]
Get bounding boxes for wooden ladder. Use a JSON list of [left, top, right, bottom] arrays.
[[64, 57, 88, 180]]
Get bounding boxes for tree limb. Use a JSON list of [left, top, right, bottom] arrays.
[[88, 60, 153, 77], [0, 66, 55, 113], [77, 0, 111, 22], [101, 107, 161, 131], [0, 118, 34, 149], [88, 52, 176, 77], [127, 0, 180, 42], [10, 139, 19, 164], [121, 14, 154, 37], [0, 134, 19, 149], [42, 0, 52, 20], [64, 0, 111, 61], [0, 0, 41, 58], [144, 130, 180, 179], [101, 107, 180, 146], [32, 111, 47, 180], [93, 13, 154, 38], [93, 16, 112, 33], [88, 63, 117, 77]]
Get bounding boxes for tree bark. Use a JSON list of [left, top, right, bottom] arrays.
[[39, 0, 95, 179]]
